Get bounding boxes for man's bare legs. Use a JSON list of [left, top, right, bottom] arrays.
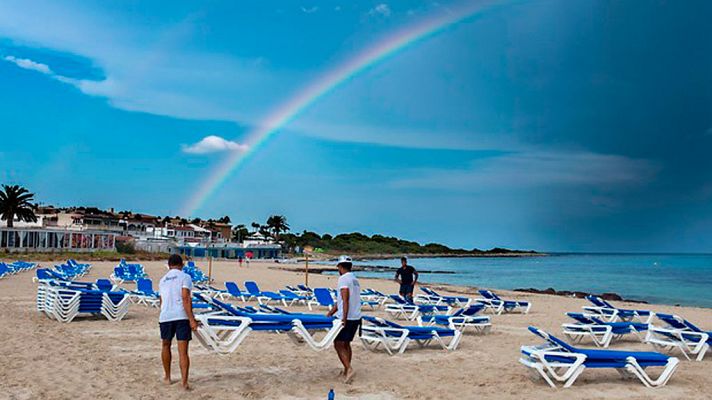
[[334, 341, 354, 382], [177, 340, 191, 390], [161, 340, 173, 384]]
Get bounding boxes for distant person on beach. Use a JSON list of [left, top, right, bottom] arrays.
[[158, 254, 199, 390], [395, 257, 418, 301], [326, 255, 361, 383], [238, 256, 243, 268]]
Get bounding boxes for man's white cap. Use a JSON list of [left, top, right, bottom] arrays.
[[337, 255, 352, 264]]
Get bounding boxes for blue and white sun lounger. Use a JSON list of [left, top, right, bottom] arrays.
[[520, 326, 678, 388], [646, 313, 711, 361], [476, 290, 531, 314], [129, 278, 160, 307], [385, 294, 451, 320], [309, 288, 336, 310], [244, 281, 288, 306], [416, 287, 472, 308], [361, 288, 389, 306], [562, 312, 648, 348], [224, 282, 248, 302], [583, 295, 653, 323], [192, 294, 343, 354], [279, 289, 312, 307], [360, 315, 462, 355], [417, 303, 491, 334]]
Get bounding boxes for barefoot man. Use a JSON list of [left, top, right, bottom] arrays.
[[327, 255, 362, 383], [159, 254, 199, 390]]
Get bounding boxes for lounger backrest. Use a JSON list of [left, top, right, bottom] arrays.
[[245, 281, 262, 296], [478, 290, 500, 300], [421, 287, 437, 296], [314, 288, 334, 306], [462, 303, 485, 316], [225, 282, 242, 296], [298, 284, 310, 291], [656, 313, 697, 331], [527, 326, 577, 352], [586, 295, 615, 309], [137, 278, 154, 293], [567, 312, 597, 325]]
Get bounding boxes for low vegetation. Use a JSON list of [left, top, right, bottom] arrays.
[[280, 231, 538, 257]]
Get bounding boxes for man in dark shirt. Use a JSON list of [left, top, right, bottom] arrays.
[[394, 257, 418, 300]]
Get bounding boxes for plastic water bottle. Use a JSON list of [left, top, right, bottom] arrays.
[[327, 389, 335, 400]]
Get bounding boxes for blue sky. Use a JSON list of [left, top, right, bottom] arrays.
[[1, 0, 711, 252]]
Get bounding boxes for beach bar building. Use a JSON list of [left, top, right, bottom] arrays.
[[171, 242, 282, 260], [0, 227, 117, 252]]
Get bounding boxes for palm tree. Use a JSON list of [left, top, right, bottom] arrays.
[[232, 224, 248, 243], [265, 215, 290, 242], [0, 184, 38, 228]]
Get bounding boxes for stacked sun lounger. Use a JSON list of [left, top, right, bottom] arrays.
[[0, 260, 37, 278], [646, 313, 711, 361], [110, 259, 147, 283], [36, 274, 129, 322], [183, 261, 210, 283], [192, 294, 343, 354], [520, 326, 678, 388]]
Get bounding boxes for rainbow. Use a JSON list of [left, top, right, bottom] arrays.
[[181, 0, 504, 216]]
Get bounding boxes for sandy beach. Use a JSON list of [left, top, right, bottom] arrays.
[[1, 259, 710, 400]]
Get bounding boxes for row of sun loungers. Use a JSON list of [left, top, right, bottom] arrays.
[[513, 292, 712, 389], [183, 261, 210, 283], [110, 259, 147, 283], [0, 260, 37, 278], [30, 260, 91, 281], [29, 265, 707, 389]]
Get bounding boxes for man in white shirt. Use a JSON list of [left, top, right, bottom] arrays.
[[159, 254, 199, 390], [326, 255, 361, 383]]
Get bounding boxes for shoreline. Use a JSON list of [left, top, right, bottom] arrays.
[[274, 264, 708, 309]]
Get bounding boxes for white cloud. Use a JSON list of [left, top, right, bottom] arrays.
[[301, 6, 319, 13], [370, 3, 392, 17], [182, 135, 248, 155], [3, 55, 52, 74]]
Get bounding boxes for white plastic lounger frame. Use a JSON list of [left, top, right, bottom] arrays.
[[520, 330, 679, 389], [360, 324, 462, 355], [194, 313, 343, 354], [476, 291, 531, 315], [417, 315, 492, 335], [646, 325, 710, 361], [384, 304, 421, 321], [562, 323, 646, 348]]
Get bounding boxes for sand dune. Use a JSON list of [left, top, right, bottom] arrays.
[[1, 260, 709, 400]]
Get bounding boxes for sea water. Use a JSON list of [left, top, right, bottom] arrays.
[[349, 254, 712, 308]]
